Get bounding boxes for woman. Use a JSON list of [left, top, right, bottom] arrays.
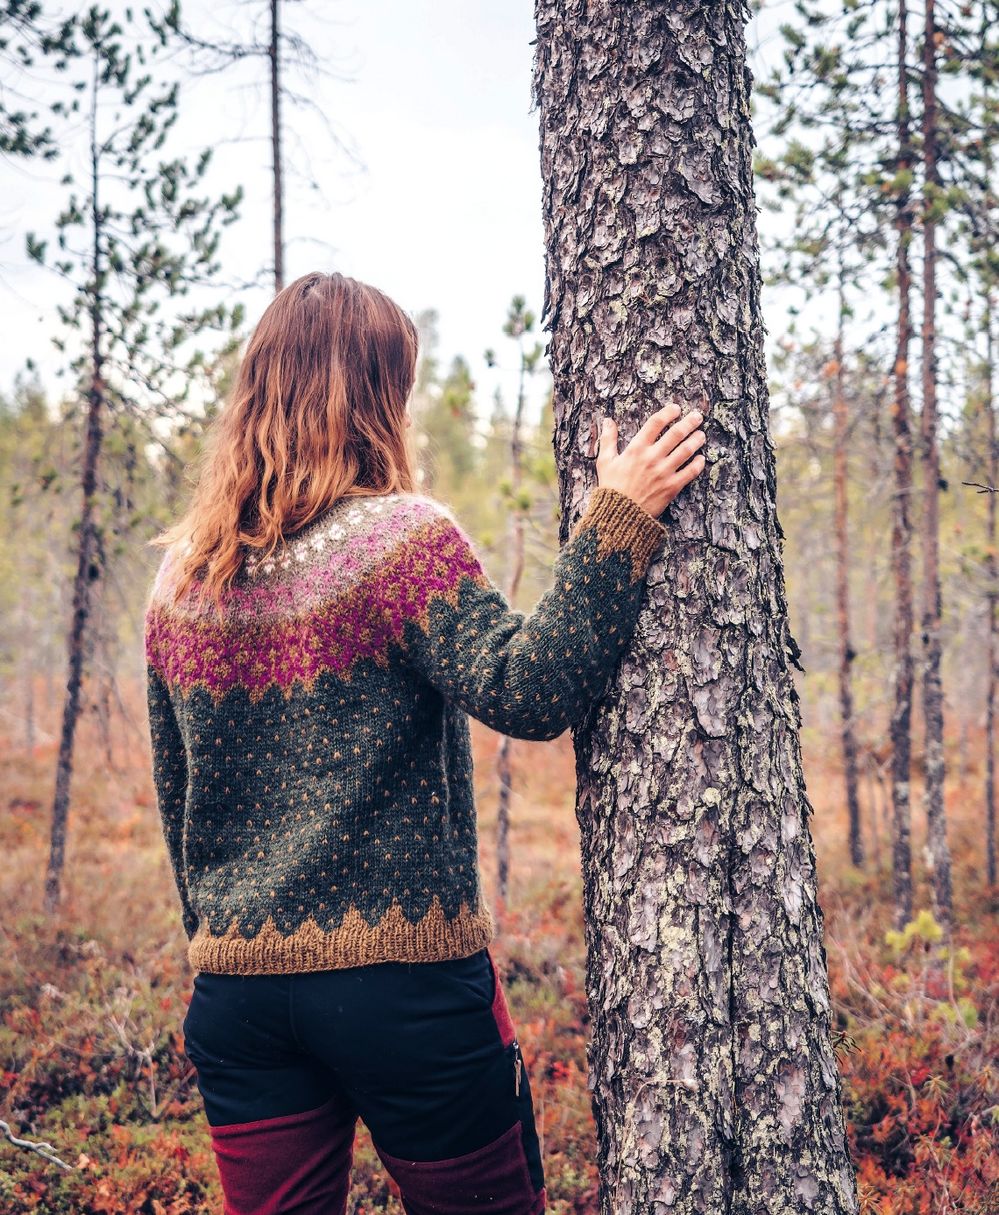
[[143, 270, 706, 1215]]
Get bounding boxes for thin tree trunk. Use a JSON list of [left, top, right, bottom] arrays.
[[865, 382, 885, 658], [979, 4, 997, 892], [25, 663, 35, 753], [44, 49, 105, 913], [957, 709, 970, 784], [833, 278, 864, 867], [97, 675, 114, 772], [23, 591, 36, 752], [869, 748, 884, 871], [919, 0, 953, 928], [985, 291, 997, 886], [533, 5, 859, 1211], [890, 0, 916, 929], [270, 0, 284, 293], [496, 347, 529, 909]]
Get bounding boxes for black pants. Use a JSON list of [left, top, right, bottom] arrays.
[[182, 946, 547, 1214]]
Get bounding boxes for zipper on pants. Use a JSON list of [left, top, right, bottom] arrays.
[[513, 1039, 522, 1097]]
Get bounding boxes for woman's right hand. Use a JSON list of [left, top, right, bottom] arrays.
[[595, 403, 706, 519]]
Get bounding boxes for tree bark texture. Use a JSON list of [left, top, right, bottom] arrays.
[[532, 4, 859, 1213], [918, 0, 953, 927], [832, 288, 864, 868], [890, 0, 915, 929]]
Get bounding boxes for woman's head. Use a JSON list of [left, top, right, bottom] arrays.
[[151, 271, 420, 617]]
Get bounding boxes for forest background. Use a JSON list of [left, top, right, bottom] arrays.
[[0, 1, 997, 1212]]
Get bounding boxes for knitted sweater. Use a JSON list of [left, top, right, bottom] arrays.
[[143, 485, 668, 976]]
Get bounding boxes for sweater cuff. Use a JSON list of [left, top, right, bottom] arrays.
[[570, 485, 668, 581]]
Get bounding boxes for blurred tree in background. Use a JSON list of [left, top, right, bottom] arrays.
[[14, 3, 243, 911]]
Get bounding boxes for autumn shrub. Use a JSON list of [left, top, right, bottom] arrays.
[[1, 710, 997, 1212], [828, 910, 999, 1214]]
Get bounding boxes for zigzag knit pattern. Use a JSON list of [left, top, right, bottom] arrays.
[[144, 485, 668, 975]]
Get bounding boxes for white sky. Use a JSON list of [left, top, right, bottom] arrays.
[[0, 0, 553, 424], [0, 2, 889, 433]]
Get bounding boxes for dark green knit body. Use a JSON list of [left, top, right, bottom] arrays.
[[144, 486, 667, 974]]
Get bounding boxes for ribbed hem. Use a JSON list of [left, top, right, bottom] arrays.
[[571, 486, 668, 581], [187, 896, 496, 976]]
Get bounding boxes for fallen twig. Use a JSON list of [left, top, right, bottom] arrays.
[[0, 1119, 74, 1171]]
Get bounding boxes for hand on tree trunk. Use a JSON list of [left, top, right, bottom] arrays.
[[596, 403, 706, 518]]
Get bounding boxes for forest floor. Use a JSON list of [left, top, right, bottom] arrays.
[[0, 693, 997, 1214]]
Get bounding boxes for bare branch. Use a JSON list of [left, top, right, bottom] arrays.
[[0, 1120, 75, 1171]]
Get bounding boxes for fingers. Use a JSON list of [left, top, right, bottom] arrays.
[[655, 407, 704, 452], [661, 425, 706, 475], [659, 450, 706, 508], [671, 451, 706, 489], [595, 404, 708, 512], [635, 402, 682, 445], [595, 414, 618, 467]]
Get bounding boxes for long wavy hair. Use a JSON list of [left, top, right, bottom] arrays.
[[150, 271, 420, 620]]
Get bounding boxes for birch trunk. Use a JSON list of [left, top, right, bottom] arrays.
[[533, 4, 859, 1211]]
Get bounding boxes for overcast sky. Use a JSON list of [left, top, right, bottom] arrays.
[[0, 2, 807, 430], [0, 0, 556, 423]]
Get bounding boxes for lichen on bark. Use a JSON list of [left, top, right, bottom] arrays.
[[532, 3, 860, 1212]]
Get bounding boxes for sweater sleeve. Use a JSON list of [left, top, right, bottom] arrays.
[[145, 659, 199, 940], [397, 485, 668, 741]]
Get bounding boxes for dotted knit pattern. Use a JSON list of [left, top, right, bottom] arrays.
[[144, 485, 668, 975]]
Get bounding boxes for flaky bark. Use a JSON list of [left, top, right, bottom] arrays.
[[532, 4, 859, 1212]]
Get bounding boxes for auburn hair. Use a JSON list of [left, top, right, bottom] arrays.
[[150, 271, 421, 621]]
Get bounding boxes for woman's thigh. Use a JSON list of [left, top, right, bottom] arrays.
[[183, 971, 358, 1215], [290, 947, 546, 1214]]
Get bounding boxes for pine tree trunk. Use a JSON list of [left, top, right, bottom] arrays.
[[495, 734, 512, 910], [44, 376, 103, 913], [496, 354, 529, 909], [957, 710, 970, 784], [832, 285, 864, 867], [23, 591, 36, 752], [890, 0, 916, 929], [865, 384, 884, 658], [25, 664, 35, 753], [270, 0, 284, 293], [919, 0, 953, 928], [984, 6, 998, 892], [44, 63, 106, 914], [869, 750, 884, 871], [533, 5, 859, 1211], [986, 295, 997, 888]]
